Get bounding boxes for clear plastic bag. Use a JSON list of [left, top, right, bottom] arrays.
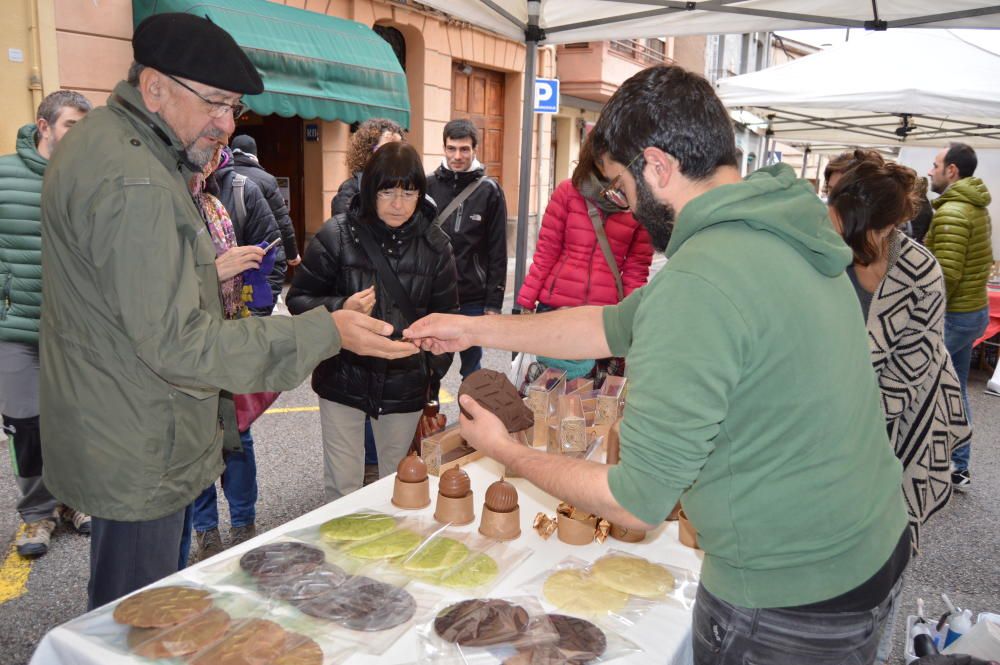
[[400, 529, 533, 594], [418, 595, 558, 664]]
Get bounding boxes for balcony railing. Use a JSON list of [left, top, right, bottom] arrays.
[[610, 39, 673, 65]]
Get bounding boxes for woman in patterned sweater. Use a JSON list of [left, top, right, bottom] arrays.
[[827, 151, 970, 551]]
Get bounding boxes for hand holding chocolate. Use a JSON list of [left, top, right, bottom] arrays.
[[459, 369, 534, 432]]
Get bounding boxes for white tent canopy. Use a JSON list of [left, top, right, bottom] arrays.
[[716, 30, 1000, 148], [412, 0, 1000, 292]]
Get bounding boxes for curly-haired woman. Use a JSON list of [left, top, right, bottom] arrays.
[[331, 118, 404, 217]]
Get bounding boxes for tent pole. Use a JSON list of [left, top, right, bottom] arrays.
[[800, 145, 811, 178], [514, 13, 541, 305]]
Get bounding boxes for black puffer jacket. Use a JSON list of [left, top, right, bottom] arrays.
[[426, 161, 508, 311], [287, 199, 459, 416], [332, 173, 360, 217], [233, 149, 299, 261], [210, 160, 286, 313]]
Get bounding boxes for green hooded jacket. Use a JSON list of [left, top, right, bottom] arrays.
[[0, 124, 47, 344], [924, 177, 993, 312], [604, 164, 907, 608], [40, 82, 341, 521]]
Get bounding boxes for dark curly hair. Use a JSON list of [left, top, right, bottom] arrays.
[[828, 158, 919, 266], [346, 118, 404, 175]]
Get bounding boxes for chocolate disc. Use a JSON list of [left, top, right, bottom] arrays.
[[255, 564, 348, 602], [274, 633, 324, 665], [239, 542, 324, 580], [293, 577, 416, 632], [485, 478, 519, 513], [397, 452, 428, 483], [459, 369, 534, 432], [439, 466, 471, 499], [434, 599, 530, 647], [189, 618, 287, 665], [112, 585, 213, 628], [128, 608, 230, 659]]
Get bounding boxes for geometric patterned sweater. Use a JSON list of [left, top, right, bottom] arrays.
[[865, 231, 970, 551]]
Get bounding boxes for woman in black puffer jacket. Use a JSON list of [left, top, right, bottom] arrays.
[[287, 143, 458, 501]]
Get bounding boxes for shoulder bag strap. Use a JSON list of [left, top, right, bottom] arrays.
[[433, 177, 486, 227], [585, 200, 624, 301], [355, 224, 419, 326]]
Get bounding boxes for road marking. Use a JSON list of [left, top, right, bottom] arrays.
[[0, 526, 32, 604], [264, 388, 454, 415]]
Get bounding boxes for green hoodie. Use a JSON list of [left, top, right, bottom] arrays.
[[605, 164, 907, 609]]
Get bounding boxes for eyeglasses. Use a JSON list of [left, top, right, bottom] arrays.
[[167, 75, 247, 119], [600, 151, 645, 210], [376, 188, 420, 202]]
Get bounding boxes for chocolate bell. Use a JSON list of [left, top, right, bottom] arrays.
[[392, 452, 430, 509], [479, 477, 521, 540]]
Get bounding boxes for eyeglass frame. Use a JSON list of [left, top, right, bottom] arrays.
[[600, 150, 646, 210], [166, 74, 247, 119], [376, 187, 421, 202]]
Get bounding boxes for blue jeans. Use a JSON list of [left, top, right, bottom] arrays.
[[193, 429, 257, 532], [364, 417, 377, 465], [944, 307, 989, 471], [692, 580, 902, 665], [458, 303, 485, 378]]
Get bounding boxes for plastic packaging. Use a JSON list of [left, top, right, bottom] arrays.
[[944, 609, 974, 648]]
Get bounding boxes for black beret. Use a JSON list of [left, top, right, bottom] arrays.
[[133, 13, 264, 95]]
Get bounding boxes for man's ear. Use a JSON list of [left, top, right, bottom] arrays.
[[643, 147, 676, 190], [946, 162, 959, 181], [35, 117, 51, 139], [140, 68, 166, 113]]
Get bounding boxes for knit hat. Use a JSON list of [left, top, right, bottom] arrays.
[[231, 134, 258, 156]]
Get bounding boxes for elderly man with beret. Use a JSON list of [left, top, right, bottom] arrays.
[[40, 13, 417, 609]]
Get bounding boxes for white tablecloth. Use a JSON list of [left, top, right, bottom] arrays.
[[31, 457, 700, 664]]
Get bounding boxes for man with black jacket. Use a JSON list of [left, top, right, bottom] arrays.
[[231, 134, 300, 266], [425, 119, 507, 377], [213, 146, 285, 314]]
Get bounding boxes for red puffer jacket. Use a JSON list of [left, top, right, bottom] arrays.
[[517, 179, 653, 309]]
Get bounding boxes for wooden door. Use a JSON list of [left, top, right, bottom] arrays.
[[452, 65, 505, 186], [234, 114, 305, 266]]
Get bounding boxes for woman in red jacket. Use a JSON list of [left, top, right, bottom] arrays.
[[517, 142, 653, 312]]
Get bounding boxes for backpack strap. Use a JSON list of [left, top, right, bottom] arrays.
[[232, 173, 248, 235]]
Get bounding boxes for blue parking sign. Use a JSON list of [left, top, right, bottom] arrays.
[[534, 78, 559, 114]]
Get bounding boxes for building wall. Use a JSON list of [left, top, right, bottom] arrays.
[[0, 0, 60, 154]]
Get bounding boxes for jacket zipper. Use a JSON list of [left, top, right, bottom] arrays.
[[453, 202, 464, 234], [584, 242, 597, 304], [1, 273, 11, 321]]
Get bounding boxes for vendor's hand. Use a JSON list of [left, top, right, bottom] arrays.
[[215, 245, 264, 281], [403, 313, 474, 354], [344, 286, 376, 315], [287, 256, 302, 267], [332, 309, 418, 360], [458, 395, 520, 464]]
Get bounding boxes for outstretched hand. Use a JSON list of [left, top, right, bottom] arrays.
[[332, 309, 418, 360], [457, 394, 520, 465], [403, 313, 475, 354]]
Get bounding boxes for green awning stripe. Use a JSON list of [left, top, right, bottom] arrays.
[[133, 0, 410, 126]]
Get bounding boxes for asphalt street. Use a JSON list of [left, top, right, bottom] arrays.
[[1, 255, 997, 665]]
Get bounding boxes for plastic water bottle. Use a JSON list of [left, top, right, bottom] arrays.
[[944, 608, 973, 648]]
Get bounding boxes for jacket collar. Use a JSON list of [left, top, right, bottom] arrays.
[[435, 159, 485, 185], [108, 81, 201, 180], [15, 124, 46, 176]]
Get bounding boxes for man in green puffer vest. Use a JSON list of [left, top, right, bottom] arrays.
[[925, 142, 993, 491], [0, 90, 92, 558]]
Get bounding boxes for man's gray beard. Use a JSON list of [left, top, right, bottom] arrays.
[[633, 174, 676, 253], [185, 142, 216, 169]]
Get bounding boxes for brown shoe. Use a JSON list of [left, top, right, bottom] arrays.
[[58, 504, 91, 534], [229, 523, 257, 547], [16, 517, 57, 557], [194, 528, 225, 562]]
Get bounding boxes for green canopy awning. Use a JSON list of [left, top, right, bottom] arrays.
[[133, 0, 410, 127]]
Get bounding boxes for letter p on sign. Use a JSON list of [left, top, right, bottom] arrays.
[[533, 78, 559, 114]]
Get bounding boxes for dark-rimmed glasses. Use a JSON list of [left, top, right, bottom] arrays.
[[167, 74, 247, 119], [600, 150, 645, 210]]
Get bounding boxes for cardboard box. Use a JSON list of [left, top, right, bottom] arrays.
[[421, 425, 483, 476]]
